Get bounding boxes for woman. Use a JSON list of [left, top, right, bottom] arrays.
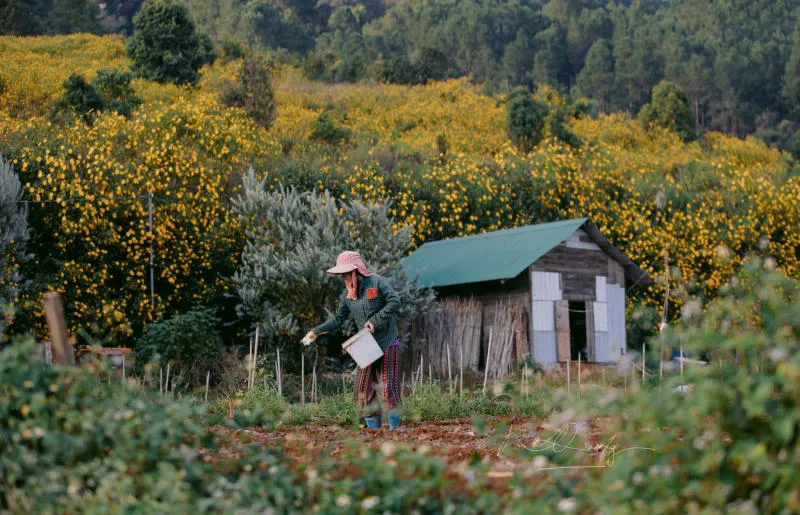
[[301, 251, 402, 430]]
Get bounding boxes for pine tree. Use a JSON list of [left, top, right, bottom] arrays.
[[0, 156, 30, 339], [575, 38, 614, 113]]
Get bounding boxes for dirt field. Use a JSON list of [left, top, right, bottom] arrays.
[[209, 415, 604, 494]]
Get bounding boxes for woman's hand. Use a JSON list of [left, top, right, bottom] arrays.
[[364, 322, 375, 334], [301, 331, 317, 346]]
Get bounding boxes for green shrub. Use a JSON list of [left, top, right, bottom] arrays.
[[91, 68, 142, 118], [507, 88, 548, 151], [135, 306, 222, 387], [127, 0, 215, 85], [232, 173, 435, 356], [309, 112, 351, 144], [220, 53, 276, 129], [49, 73, 105, 125], [639, 80, 698, 142]]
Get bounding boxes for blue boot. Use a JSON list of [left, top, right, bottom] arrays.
[[388, 412, 400, 430], [364, 415, 382, 429]]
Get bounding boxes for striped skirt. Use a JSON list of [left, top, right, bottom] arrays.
[[354, 339, 401, 411]]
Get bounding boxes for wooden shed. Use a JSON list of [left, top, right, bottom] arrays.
[[402, 218, 650, 369]]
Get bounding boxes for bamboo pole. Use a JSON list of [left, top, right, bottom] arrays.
[[459, 339, 464, 397], [483, 328, 493, 396], [301, 352, 305, 405], [577, 354, 581, 399], [160, 367, 163, 397], [680, 345, 684, 379], [312, 360, 317, 404], [205, 371, 210, 402]]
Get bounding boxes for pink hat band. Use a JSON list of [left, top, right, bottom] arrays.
[[326, 251, 374, 276]]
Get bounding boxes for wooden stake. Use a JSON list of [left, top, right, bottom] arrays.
[[205, 371, 210, 402], [642, 344, 646, 384], [276, 347, 282, 396], [680, 345, 684, 379], [248, 337, 253, 389], [446, 345, 453, 396], [567, 357, 571, 395], [660, 251, 670, 391], [301, 353, 305, 405], [159, 367, 163, 397], [122, 356, 126, 387], [523, 363, 528, 398], [577, 354, 581, 399], [483, 328, 493, 396], [165, 363, 170, 398], [43, 293, 75, 366], [252, 324, 260, 389]]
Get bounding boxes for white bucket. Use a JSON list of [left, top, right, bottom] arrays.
[[342, 329, 384, 368]]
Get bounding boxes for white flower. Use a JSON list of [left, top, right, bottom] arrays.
[[361, 496, 379, 509], [632, 472, 645, 485], [335, 494, 352, 508], [557, 497, 577, 512], [380, 442, 396, 456]]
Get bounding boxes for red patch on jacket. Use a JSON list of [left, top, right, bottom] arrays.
[[366, 287, 378, 300]]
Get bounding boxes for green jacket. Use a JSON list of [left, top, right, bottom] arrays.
[[314, 274, 401, 351]]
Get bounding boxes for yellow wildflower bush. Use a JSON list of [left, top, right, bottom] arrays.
[[1, 34, 798, 338]]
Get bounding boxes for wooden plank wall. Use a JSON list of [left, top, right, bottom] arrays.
[[531, 241, 629, 364]]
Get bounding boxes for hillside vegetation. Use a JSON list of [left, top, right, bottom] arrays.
[[1, 34, 799, 343]]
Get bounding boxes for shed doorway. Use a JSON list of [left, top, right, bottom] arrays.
[[568, 301, 587, 361]]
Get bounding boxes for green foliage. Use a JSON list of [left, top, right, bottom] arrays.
[[309, 112, 351, 144], [576, 38, 615, 113], [127, 0, 216, 85], [507, 87, 580, 151], [639, 80, 698, 142], [49, 0, 104, 35], [0, 0, 48, 35], [507, 89, 548, 151], [136, 306, 222, 387], [2, 337, 510, 511], [220, 53, 276, 128], [49, 73, 105, 125], [91, 69, 142, 118], [49, 70, 142, 124], [232, 171, 435, 351], [0, 156, 29, 340]]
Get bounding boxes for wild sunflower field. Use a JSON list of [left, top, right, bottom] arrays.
[[3, 32, 800, 513], [2, 34, 798, 341]]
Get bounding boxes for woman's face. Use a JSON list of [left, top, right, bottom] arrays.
[[343, 270, 357, 287]]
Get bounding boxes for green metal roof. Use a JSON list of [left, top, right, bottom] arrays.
[[402, 218, 589, 288]]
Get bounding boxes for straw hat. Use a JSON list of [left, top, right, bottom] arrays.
[[326, 251, 374, 276]]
